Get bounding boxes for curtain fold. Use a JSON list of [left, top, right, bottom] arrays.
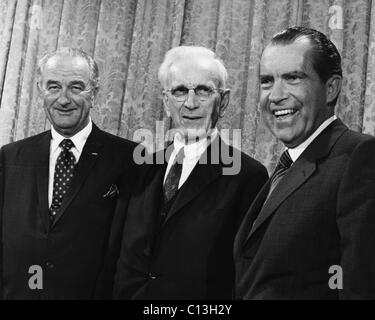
[[0, 0, 374, 172]]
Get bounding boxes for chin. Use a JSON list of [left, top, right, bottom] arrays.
[[273, 131, 297, 146]]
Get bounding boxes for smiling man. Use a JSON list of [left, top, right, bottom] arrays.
[[0, 48, 136, 299], [234, 26, 375, 299], [114, 46, 268, 299]]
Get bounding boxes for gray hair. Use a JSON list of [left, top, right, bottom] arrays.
[[37, 47, 99, 90], [158, 46, 228, 89]]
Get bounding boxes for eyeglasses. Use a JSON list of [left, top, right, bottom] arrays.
[[165, 85, 221, 102]]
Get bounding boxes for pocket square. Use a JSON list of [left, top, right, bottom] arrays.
[[103, 184, 119, 198]]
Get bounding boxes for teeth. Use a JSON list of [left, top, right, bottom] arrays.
[[273, 109, 297, 116]]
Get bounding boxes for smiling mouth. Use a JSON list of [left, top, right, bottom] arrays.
[[272, 108, 298, 119], [182, 116, 202, 120], [55, 108, 75, 113]]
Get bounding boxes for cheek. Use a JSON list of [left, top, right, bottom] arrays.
[[71, 96, 86, 106], [169, 107, 182, 124], [205, 100, 217, 115], [44, 95, 56, 107], [259, 92, 270, 109]]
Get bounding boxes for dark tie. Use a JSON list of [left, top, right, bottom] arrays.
[[268, 149, 293, 197], [50, 139, 76, 221], [163, 147, 185, 204]]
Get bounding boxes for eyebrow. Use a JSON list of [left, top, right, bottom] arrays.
[[171, 84, 213, 88], [45, 80, 86, 87], [46, 80, 60, 86], [282, 71, 308, 78], [259, 71, 308, 79], [259, 74, 273, 80], [69, 80, 86, 87]]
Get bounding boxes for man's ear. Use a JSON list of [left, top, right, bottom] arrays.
[[326, 75, 342, 106], [218, 89, 230, 117], [162, 91, 171, 117], [91, 87, 99, 107]]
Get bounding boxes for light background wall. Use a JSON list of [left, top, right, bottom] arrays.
[[0, 0, 374, 172]]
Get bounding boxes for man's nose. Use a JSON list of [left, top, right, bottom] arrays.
[[57, 88, 71, 106], [183, 89, 199, 110], [269, 80, 288, 104]]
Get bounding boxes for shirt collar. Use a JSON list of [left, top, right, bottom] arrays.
[[50, 118, 93, 153], [287, 115, 337, 162], [173, 128, 218, 162]]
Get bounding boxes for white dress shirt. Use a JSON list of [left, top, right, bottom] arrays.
[[287, 115, 337, 162], [48, 119, 92, 207], [163, 128, 218, 189]]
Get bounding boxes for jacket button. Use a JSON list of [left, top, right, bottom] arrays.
[[46, 262, 54, 269], [148, 272, 157, 280]]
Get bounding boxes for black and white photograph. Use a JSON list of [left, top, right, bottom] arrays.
[[0, 0, 375, 312]]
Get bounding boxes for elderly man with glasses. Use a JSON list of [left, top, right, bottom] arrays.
[[114, 46, 267, 300]]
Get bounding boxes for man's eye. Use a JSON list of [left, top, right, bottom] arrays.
[[260, 78, 273, 87], [47, 85, 60, 92], [71, 86, 83, 93], [171, 87, 188, 96], [285, 75, 300, 82], [195, 85, 212, 96]]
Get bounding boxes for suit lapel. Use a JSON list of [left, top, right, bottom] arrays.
[[234, 179, 270, 256], [244, 119, 349, 243], [51, 125, 103, 226], [35, 131, 52, 232], [163, 137, 223, 225], [142, 161, 167, 256], [247, 159, 316, 240]]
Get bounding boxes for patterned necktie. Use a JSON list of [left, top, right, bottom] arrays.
[[163, 147, 185, 204], [268, 149, 293, 197], [50, 139, 76, 221]]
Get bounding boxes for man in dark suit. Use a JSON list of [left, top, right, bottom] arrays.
[[234, 26, 375, 299], [0, 48, 136, 299], [114, 46, 268, 299]]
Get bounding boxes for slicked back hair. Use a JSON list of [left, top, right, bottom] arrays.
[[37, 47, 99, 91], [158, 46, 228, 89], [270, 26, 342, 83]]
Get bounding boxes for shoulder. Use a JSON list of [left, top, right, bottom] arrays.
[[95, 128, 137, 148], [94, 128, 139, 160], [0, 131, 49, 155], [221, 142, 268, 180], [239, 148, 267, 174], [334, 128, 375, 154]]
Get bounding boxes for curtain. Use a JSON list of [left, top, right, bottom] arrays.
[[0, 0, 374, 172]]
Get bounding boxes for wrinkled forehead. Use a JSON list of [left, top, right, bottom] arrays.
[[42, 55, 91, 83], [166, 58, 222, 87]]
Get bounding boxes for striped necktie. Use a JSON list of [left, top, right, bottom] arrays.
[[268, 149, 293, 197], [163, 147, 185, 204]]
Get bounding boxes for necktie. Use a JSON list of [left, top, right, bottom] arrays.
[[163, 147, 185, 204], [268, 149, 293, 197], [50, 139, 76, 221]]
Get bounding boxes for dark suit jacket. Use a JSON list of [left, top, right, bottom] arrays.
[[0, 124, 137, 299], [114, 137, 268, 299], [234, 119, 375, 299]]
